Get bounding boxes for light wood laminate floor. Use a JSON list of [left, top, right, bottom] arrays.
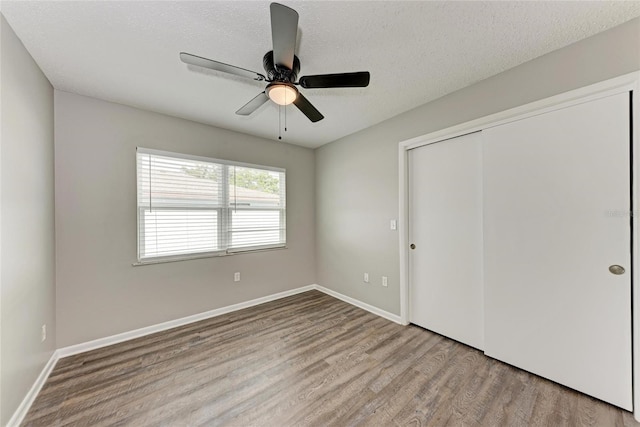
[[23, 290, 638, 426]]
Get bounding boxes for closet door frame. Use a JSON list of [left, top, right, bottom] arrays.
[[398, 71, 640, 419]]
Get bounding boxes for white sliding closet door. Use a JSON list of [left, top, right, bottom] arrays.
[[483, 92, 632, 410], [409, 131, 484, 349]]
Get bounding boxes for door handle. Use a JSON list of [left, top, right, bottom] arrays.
[[609, 265, 625, 275], [410, 243, 416, 250]]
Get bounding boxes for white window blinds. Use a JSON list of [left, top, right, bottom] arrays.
[[136, 148, 286, 262]]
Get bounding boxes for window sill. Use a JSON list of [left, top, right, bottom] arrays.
[[132, 245, 288, 266]]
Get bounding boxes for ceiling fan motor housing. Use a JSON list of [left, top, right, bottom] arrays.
[[263, 50, 300, 83]]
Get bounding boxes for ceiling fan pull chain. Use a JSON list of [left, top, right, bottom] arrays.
[[278, 105, 282, 140]]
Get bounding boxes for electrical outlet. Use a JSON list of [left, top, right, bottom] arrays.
[[382, 276, 388, 287], [234, 272, 241, 282], [41, 324, 46, 342], [364, 273, 369, 283], [390, 220, 397, 230]]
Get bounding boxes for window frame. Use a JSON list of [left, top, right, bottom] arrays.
[[135, 147, 287, 265]]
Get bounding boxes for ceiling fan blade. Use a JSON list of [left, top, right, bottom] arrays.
[[270, 3, 298, 70], [236, 92, 269, 116], [299, 72, 370, 89], [293, 93, 324, 122], [180, 52, 265, 81]]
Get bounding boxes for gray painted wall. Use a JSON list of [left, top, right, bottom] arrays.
[[316, 17, 640, 316], [1, 15, 56, 425], [54, 91, 316, 347]]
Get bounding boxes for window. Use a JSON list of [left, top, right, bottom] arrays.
[[136, 148, 286, 262]]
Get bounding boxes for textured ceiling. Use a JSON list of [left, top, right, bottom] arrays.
[[2, 1, 640, 148]]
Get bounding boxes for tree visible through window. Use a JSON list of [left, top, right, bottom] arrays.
[[136, 148, 286, 262]]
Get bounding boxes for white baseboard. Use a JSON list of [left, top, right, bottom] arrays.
[[315, 285, 403, 324], [57, 284, 316, 358], [10, 283, 402, 425], [6, 351, 58, 427]]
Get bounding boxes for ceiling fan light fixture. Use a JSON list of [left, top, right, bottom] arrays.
[[266, 83, 298, 106]]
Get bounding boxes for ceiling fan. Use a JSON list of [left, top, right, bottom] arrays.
[[180, 2, 370, 123]]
